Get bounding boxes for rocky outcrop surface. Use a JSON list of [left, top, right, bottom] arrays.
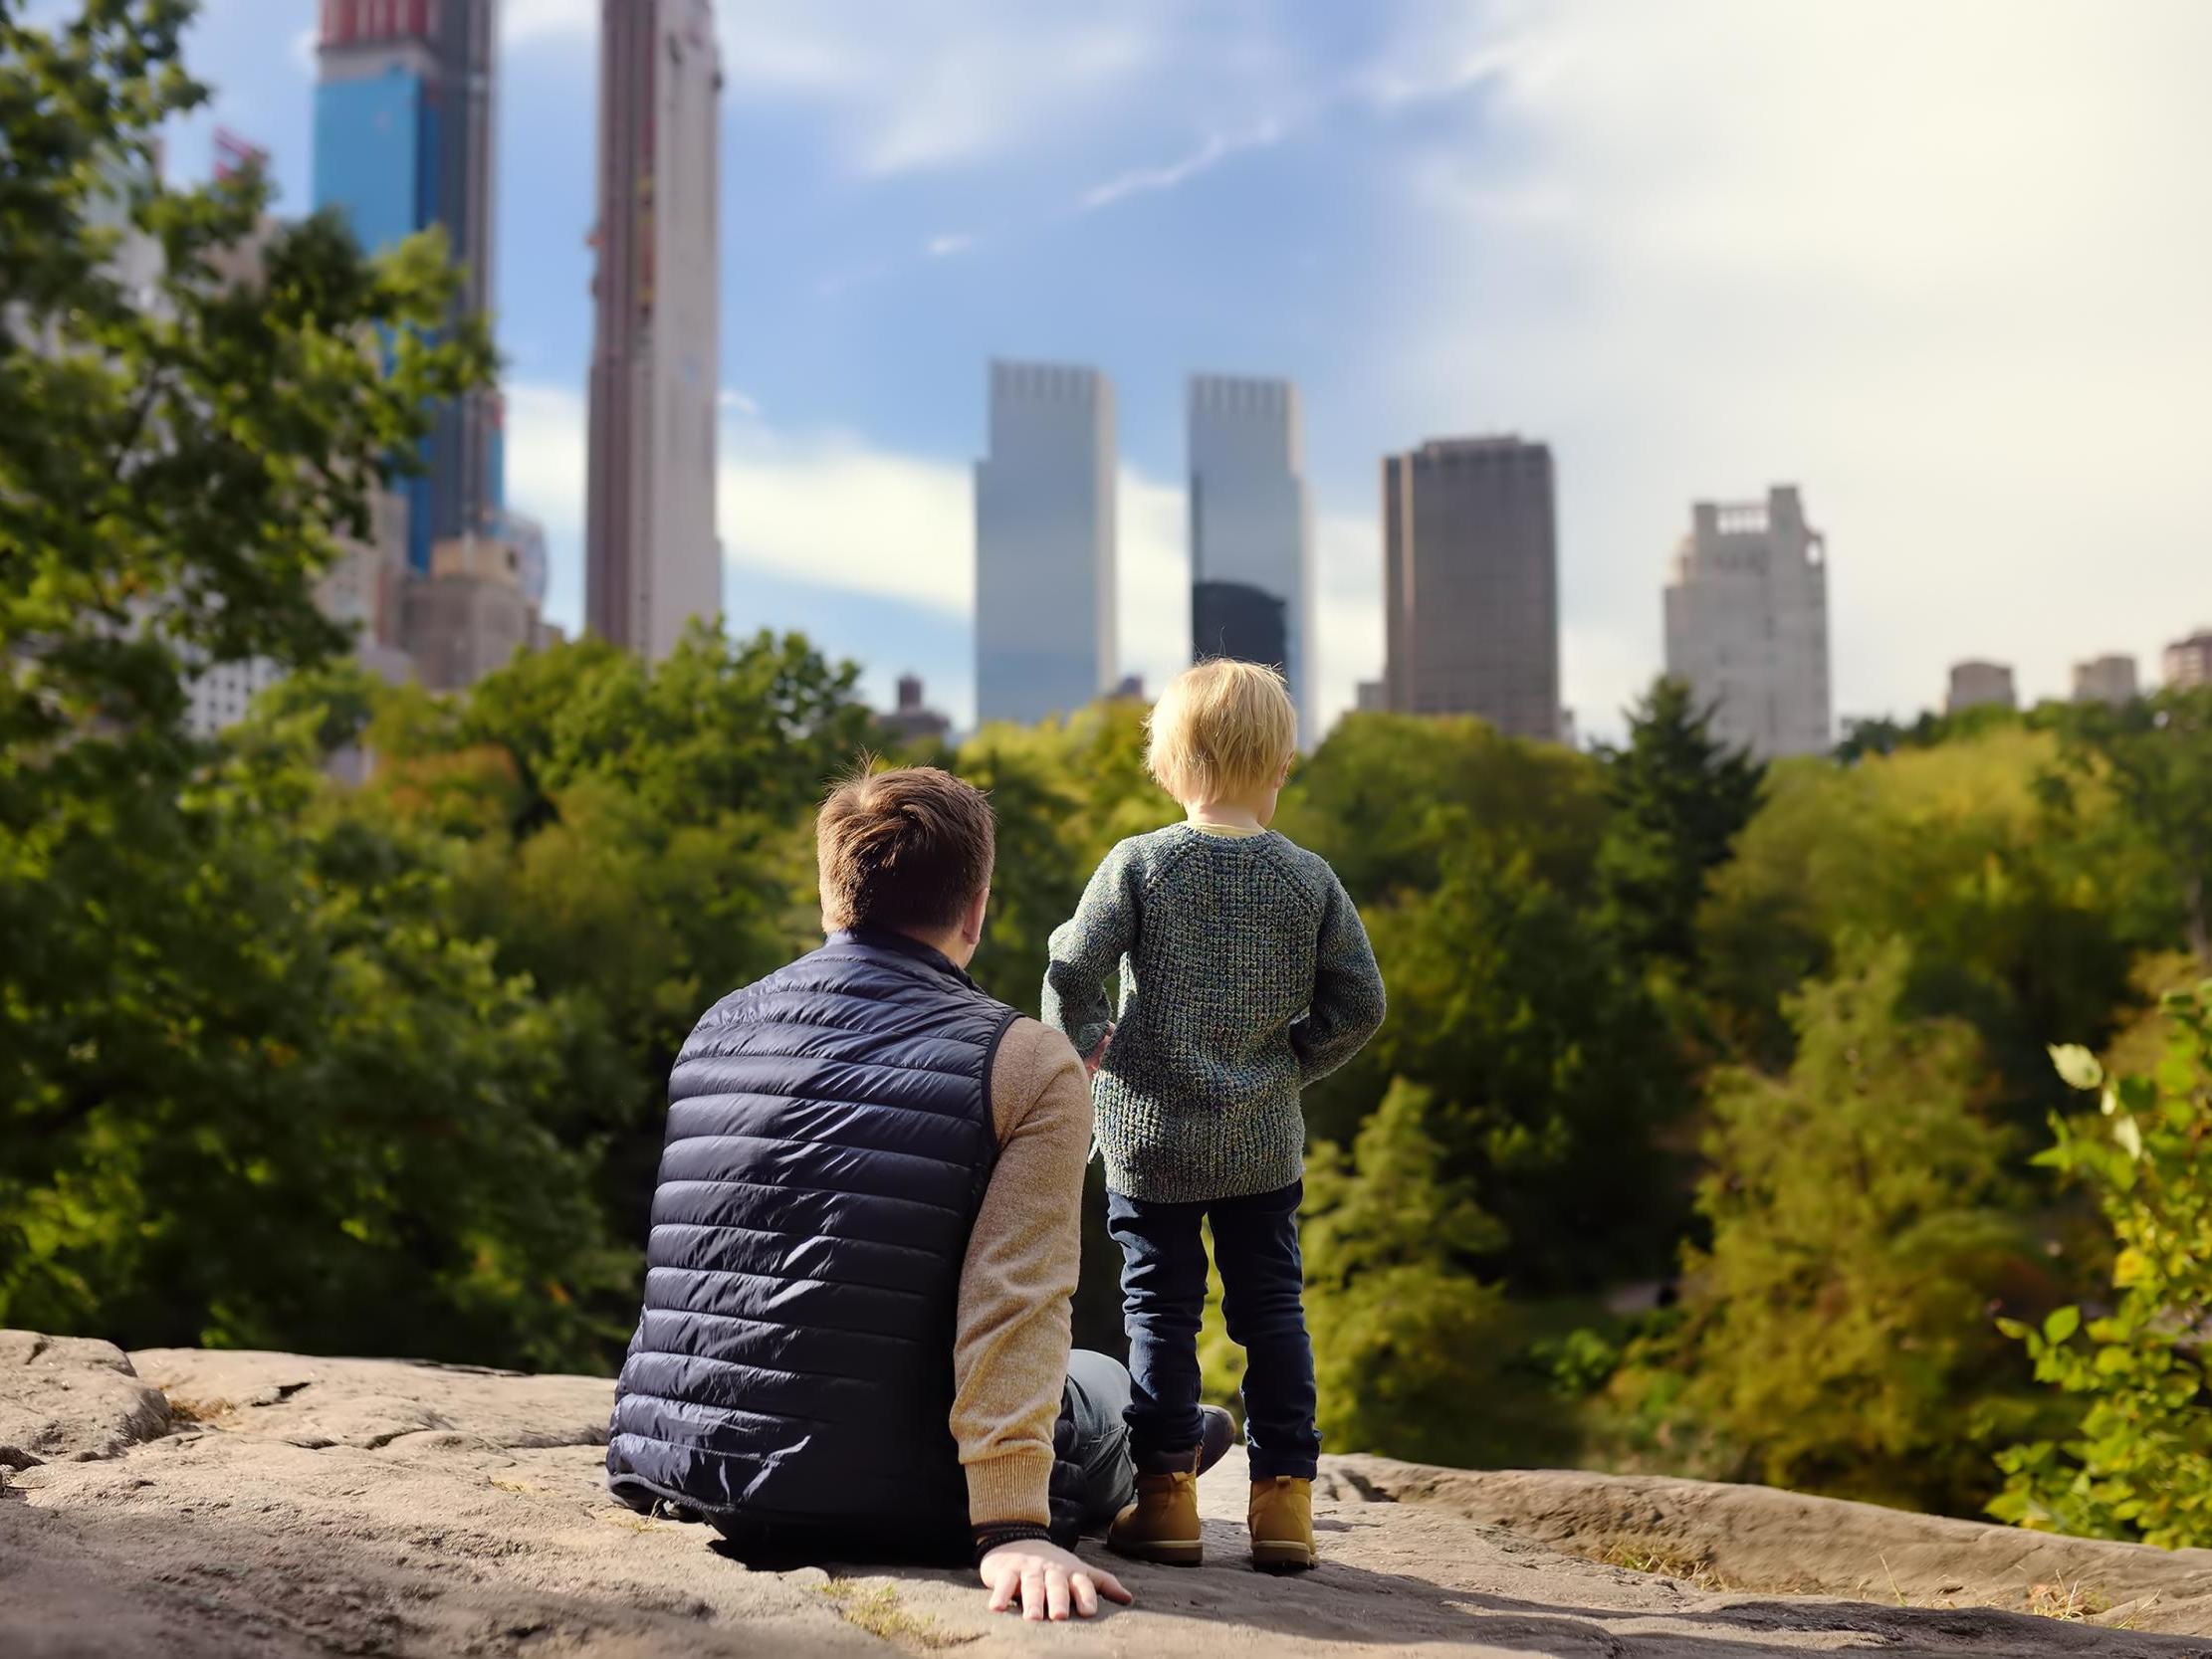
[[5, 1333, 2211, 1658]]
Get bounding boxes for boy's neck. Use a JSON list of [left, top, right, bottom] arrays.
[[1185, 800, 1265, 831]]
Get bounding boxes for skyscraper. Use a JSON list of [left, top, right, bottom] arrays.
[[974, 360, 1117, 726], [1380, 437, 1560, 740], [314, 0, 501, 574], [1188, 374, 1314, 745], [2072, 654, 2138, 707], [585, 0, 723, 662], [2165, 629, 2212, 690], [1946, 660, 2018, 715], [1662, 486, 1832, 758]]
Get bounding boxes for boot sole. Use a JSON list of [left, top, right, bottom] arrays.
[[1250, 1541, 1317, 1572], [1107, 1537, 1204, 1566]]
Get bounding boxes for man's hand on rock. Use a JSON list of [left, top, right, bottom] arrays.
[[978, 1540, 1133, 1621]]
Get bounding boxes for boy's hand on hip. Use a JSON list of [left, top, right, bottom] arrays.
[[1084, 1023, 1115, 1079], [978, 1540, 1133, 1621]]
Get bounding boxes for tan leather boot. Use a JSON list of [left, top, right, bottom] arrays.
[[1107, 1458, 1204, 1566], [1248, 1475, 1317, 1571]]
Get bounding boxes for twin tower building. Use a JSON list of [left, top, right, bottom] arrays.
[[977, 364, 1323, 747]]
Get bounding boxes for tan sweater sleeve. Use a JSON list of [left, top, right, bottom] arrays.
[[952, 1016, 1090, 1528]]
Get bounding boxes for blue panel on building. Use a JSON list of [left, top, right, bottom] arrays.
[[312, 71, 426, 253]]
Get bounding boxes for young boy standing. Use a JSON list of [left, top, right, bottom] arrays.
[[1043, 660, 1387, 1571]]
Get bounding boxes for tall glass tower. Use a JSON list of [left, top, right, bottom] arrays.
[[974, 361, 1118, 726], [1188, 374, 1313, 746], [313, 0, 502, 574]]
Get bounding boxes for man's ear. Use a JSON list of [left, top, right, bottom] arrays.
[[961, 884, 989, 946]]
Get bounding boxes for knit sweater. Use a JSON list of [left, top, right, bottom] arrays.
[[1042, 823, 1388, 1203]]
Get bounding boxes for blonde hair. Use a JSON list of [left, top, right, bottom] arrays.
[[1146, 659, 1298, 802]]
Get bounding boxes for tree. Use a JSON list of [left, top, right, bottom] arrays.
[[1594, 677, 1764, 967], [1277, 711, 1610, 909], [1680, 936, 2036, 1513], [1294, 1081, 1525, 1467], [1698, 727, 2138, 1113], [343, 627, 872, 1232], [2045, 689, 2212, 966], [0, 3, 615, 1368], [1991, 987, 2212, 1547], [1331, 827, 1692, 1288]]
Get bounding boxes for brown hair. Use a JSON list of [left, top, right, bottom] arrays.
[[816, 764, 995, 935]]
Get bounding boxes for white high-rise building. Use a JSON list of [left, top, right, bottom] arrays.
[[1946, 660, 2018, 715], [585, 0, 722, 662], [974, 360, 1117, 726], [1663, 486, 1831, 758], [1188, 375, 1314, 747]]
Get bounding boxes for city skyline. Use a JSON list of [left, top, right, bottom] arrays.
[[142, 2, 2209, 740]]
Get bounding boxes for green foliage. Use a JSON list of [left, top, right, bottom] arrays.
[[1334, 830, 1692, 1288], [1678, 936, 2037, 1512], [0, 3, 612, 1366], [1279, 712, 1609, 905], [1698, 729, 2138, 1118], [1991, 981, 2212, 1547], [1595, 678, 1765, 967], [2043, 689, 2212, 966], [1296, 1081, 1526, 1466]]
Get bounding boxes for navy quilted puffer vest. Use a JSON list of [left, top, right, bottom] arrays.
[[605, 928, 1018, 1551]]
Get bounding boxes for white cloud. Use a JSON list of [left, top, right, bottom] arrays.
[[1311, 513, 1383, 738], [712, 3, 1170, 177], [1364, 0, 2212, 738], [502, 0, 594, 48], [716, 389, 761, 418], [1114, 469, 1192, 700], [1080, 119, 1286, 212], [924, 232, 977, 259]]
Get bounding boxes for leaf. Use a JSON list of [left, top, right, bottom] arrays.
[[2113, 1115, 2144, 1161], [2044, 1306, 2082, 1346], [2049, 1045, 2103, 1092]]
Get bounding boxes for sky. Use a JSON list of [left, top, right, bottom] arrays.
[[135, 0, 2212, 740]]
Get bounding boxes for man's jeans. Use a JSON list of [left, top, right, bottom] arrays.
[[1106, 1179, 1321, 1480], [1055, 1348, 1139, 1535]]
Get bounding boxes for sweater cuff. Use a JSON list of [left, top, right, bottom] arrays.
[[965, 1444, 1055, 1529], [972, 1522, 1054, 1564]]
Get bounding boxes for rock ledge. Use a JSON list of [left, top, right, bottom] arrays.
[[5, 1333, 2210, 1658]]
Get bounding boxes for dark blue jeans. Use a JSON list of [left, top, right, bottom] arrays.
[[1106, 1179, 1321, 1480]]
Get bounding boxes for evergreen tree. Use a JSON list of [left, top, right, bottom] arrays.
[[1595, 678, 1765, 966]]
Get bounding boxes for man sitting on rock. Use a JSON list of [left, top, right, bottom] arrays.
[[605, 765, 1229, 1621]]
